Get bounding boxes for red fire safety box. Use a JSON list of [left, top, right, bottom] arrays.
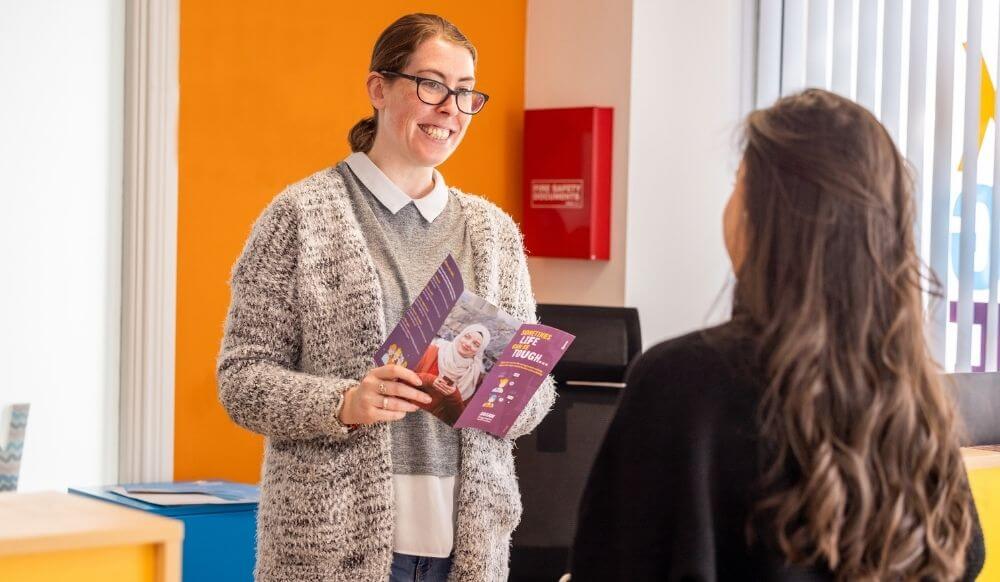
[[522, 107, 613, 260]]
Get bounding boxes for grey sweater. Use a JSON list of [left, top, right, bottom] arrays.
[[339, 161, 474, 476], [216, 166, 554, 581]]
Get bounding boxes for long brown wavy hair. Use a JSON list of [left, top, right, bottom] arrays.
[[735, 89, 973, 580]]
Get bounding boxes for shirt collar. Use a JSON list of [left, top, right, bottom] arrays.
[[344, 152, 449, 222]]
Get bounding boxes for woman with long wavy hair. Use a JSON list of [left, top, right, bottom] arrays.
[[570, 89, 985, 581]]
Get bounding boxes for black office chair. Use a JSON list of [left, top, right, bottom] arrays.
[[510, 304, 642, 582], [945, 372, 1000, 446]]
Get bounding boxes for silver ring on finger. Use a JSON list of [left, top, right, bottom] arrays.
[[378, 382, 386, 395], [382, 396, 388, 410]]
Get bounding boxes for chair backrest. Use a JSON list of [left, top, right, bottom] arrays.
[[511, 305, 641, 581], [536, 303, 642, 385], [0, 403, 30, 492], [945, 373, 1000, 446]]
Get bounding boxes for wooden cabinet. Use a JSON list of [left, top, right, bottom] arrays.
[[0, 491, 182, 581]]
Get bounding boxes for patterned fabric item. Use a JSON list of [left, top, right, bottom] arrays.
[[0, 403, 29, 492], [216, 167, 554, 581]]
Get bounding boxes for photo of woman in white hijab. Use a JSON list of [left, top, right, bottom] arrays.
[[413, 323, 492, 424]]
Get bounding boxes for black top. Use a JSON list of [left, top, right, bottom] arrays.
[[570, 324, 985, 581]]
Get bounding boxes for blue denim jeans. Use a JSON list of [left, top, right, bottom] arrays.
[[389, 552, 453, 582]]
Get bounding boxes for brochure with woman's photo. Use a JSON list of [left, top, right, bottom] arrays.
[[374, 254, 574, 437]]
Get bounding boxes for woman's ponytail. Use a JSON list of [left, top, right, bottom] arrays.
[[348, 115, 378, 153]]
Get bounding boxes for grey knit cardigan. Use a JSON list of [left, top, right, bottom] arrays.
[[216, 167, 555, 581]]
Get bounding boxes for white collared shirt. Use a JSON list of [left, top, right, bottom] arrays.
[[343, 151, 458, 558], [344, 152, 449, 222]]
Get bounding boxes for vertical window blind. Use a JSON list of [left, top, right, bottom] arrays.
[[755, 0, 999, 373]]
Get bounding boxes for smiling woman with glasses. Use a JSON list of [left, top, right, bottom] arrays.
[[217, 12, 552, 582]]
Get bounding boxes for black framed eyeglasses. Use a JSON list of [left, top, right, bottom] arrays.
[[378, 70, 490, 115]]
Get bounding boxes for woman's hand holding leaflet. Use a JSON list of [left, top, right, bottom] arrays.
[[338, 364, 432, 425]]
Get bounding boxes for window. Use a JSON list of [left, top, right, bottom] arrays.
[[755, 0, 1000, 372]]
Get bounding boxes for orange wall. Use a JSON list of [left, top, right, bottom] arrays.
[[175, 2, 527, 482]]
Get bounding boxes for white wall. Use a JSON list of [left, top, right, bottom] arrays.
[[523, 0, 633, 306], [0, 0, 124, 491], [624, 0, 747, 346], [525, 0, 747, 344]]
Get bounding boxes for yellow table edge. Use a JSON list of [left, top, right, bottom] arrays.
[[963, 448, 1000, 582], [0, 491, 183, 557]]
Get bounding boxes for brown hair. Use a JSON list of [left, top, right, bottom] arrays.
[[348, 13, 477, 153], [735, 89, 973, 580]]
